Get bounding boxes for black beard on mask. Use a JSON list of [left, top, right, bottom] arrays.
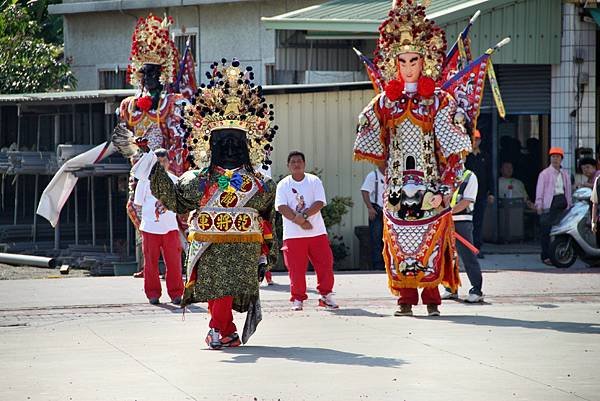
[[139, 64, 163, 109], [209, 129, 252, 172]]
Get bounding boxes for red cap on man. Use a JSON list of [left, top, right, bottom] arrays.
[[548, 147, 564, 158]]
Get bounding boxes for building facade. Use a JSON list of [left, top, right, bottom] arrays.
[[49, 0, 322, 89]]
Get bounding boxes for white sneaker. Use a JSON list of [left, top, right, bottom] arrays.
[[440, 289, 458, 300], [291, 300, 303, 311], [318, 293, 339, 309], [465, 293, 484, 303]]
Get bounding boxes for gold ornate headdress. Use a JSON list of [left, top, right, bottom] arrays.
[[375, 0, 446, 83], [127, 14, 179, 87], [182, 59, 277, 170]]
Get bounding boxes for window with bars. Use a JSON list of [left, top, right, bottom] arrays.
[[173, 32, 198, 62], [98, 70, 131, 90]]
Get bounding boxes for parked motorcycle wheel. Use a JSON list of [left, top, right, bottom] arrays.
[[549, 236, 577, 268]]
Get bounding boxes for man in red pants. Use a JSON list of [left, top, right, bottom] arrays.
[[134, 148, 183, 305], [275, 151, 338, 311]]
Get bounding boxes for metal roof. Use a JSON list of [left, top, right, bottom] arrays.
[[262, 0, 562, 65], [0, 89, 136, 105], [0, 82, 373, 106], [262, 0, 514, 32], [49, 0, 258, 15]]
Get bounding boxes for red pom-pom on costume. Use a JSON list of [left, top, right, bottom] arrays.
[[417, 76, 436, 98], [385, 79, 405, 101], [136, 96, 153, 112]]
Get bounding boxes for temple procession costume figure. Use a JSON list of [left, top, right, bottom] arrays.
[[130, 59, 278, 349], [112, 14, 190, 229], [353, 0, 473, 317]]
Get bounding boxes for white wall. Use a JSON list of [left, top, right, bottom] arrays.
[[62, 0, 319, 90]]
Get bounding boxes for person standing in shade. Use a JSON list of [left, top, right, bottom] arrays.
[[591, 174, 599, 248], [576, 157, 599, 189], [498, 160, 534, 208], [134, 148, 183, 305], [535, 147, 572, 265], [275, 151, 338, 311], [360, 166, 386, 270], [440, 170, 484, 303], [465, 129, 494, 258]]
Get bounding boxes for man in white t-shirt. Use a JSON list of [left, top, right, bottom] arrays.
[[134, 148, 183, 305], [275, 151, 338, 311], [440, 169, 484, 303], [360, 166, 385, 270]]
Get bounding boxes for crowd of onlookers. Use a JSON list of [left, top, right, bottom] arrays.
[[361, 136, 600, 271]]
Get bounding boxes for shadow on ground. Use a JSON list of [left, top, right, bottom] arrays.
[[326, 308, 387, 318], [260, 282, 318, 295], [221, 345, 405, 367], [420, 314, 600, 335]]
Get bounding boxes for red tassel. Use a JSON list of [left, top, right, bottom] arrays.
[[417, 76, 435, 98], [136, 96, 153, 112]]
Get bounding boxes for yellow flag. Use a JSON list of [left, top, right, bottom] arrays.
[[487, 60, 506, 119]]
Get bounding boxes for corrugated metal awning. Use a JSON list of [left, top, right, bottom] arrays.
[[262, 0, 562, 65], [49, 0, 257, 15], [262, 0, 510, 32], [0, 89, 136, 105]]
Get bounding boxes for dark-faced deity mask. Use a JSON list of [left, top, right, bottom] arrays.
[[140, 63, 163, 92], [210, 129, 250, 170]]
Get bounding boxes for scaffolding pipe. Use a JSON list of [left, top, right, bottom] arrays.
[[91, 176, 96, 246], [126, 208, 131, 257], [74, 183, 79, 245], [32, 174, 39, 243], [72, 104, 76, 142], [108, 177, 113, 253], [16, 105, 21, 149], [54, 114, 60, 148], [54, 220, 60, 250], [13, 175, 18, 225], [88, 103, 93, 144], [0, 253, 56, 269], [36, 115, 41, 151]]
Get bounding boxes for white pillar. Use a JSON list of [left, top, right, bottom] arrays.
[[550, 3, 597, 177]]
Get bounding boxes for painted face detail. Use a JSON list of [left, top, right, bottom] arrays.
[[397, 53, 423, 83]]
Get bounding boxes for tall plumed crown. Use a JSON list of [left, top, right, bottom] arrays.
[[182, 58, 278, 170], [374, 0, 446, 83], [127, 14, 179, 87]]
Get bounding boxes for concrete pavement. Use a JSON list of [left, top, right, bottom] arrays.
[[0, 259, 599, 401]]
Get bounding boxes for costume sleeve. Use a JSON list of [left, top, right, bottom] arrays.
[[592, 177, 599, 204], [354, 94, 386, 165], [434, 93, 472, 191], [149, 166, 204, 214], [535, 170, 545, 208], [259, 179, 278, 270], [118, 97, 134, 127]]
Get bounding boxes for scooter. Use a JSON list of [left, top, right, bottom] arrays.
[[549, 187, 600, 268]]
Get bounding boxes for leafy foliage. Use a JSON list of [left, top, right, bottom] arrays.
[[0, 0, 76, 93]]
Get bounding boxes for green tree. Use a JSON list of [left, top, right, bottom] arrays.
[[0, 0, 76, 93]]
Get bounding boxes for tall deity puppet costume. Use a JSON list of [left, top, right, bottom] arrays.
[[353, 0, 472, 311], [112, 14, 191, 228], [134, 59, 278, 349]]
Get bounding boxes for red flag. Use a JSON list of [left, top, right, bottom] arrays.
[[179, 46, 197, 99], [442, 53, 490, 131]]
